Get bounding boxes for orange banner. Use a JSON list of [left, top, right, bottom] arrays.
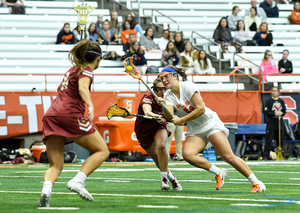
[[0, 91, 262, 139]]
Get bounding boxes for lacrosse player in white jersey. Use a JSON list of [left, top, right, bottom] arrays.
[[156, 66, 266, 193]]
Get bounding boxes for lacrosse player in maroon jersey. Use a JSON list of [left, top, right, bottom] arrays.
[[38, 40, 109, 207], [134, 77, 182, 191]]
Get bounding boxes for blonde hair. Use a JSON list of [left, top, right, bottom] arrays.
[[68, 39, 102, 75], [183, 41, 195, 57], [262, 50, 272, 65]]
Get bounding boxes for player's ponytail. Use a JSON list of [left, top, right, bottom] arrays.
[[68, 39, 102, 76], [166, 65, 188, 81]]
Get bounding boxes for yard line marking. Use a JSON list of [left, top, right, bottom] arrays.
[[137, 205, 178, 208], [231, 203, 270, 207], [0, 190, 293, 204], [37, 207, 79, 210], [104, 180, 130, 183]]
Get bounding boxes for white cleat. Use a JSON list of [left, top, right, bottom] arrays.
[[169, 173, 182, 191], [67, 179, 94, 201], [38, 187, 51, 207], [161, 177, 170, 191]]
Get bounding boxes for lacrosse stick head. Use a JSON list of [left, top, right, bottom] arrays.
[[107, 103, 132, 120], [124, 57, 142, 80]]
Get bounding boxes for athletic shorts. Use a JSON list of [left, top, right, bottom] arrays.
[[186, 122, 229, 149], [136, 126, 171, 150], [42, 116, 96, 142]]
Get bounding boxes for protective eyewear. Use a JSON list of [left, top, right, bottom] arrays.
[[152, 86, 167, 92]]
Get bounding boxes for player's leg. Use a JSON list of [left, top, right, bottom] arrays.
[[209, 131, 266, 192], [67, 130, 109, 201], [38, 135, 65, 207], [182, 136, 227, 190]]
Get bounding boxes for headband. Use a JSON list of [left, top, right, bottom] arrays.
[[87, 51, 102, 57], [159, 67, 178, 77]]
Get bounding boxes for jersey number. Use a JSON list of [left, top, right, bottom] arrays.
[[60, 72, 70, 91]]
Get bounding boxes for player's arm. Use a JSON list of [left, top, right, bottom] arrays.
[[175, 91, 205, 125], [78, 77, 94, 121], [142, 104, 160, 118]]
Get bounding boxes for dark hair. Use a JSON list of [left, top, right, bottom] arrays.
[[129, 41, 143, 55], [282, 49, 289, 54], [123, 20, 132, 30], [165, 41, 178, 55], [73, 23, 88, 40], [250, 7, 257, 15], [232, 6, 239, 14], [271, 86, 280, 94], [294, 1, 300, 11], [236, 20, 245, 31], [144, 27, 154, 39], [68, 39, 102, 75], [88, 22, 97, 34], [174, 32, 183, 41], [214, 17, 228, 39], [61, 22, 70, 32], [162, 29, 170, 39], [166, 65, 188, 81], [198, 50, 208, 70]]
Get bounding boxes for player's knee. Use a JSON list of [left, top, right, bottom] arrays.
[[103, 149, 110, 159], [156, 142, 166, 152], [182, 150, 193, 162], [220, 153, 235, 164]]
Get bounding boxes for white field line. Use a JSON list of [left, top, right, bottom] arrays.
[[231, 203, 270, 207], [37, 207, 79, 210], [137, 205, 178, 208], [104, 180, 130, 183], [2, 175, 300, 186], [0, 190, 293, 204]]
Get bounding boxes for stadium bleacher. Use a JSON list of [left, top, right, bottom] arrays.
[[0, 0, 299, 92]]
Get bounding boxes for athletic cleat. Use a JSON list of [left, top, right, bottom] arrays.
[[215, 168, 228, 190], [250, 181, 266, 193], [38, 187, 51, 207], [169, 173, 182, 190], [161, 177, 170, 191], [67, 179, 94, 201]]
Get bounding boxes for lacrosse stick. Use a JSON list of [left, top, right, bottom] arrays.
[[107, 103, 160, 121], [124, 57, 174, 119]]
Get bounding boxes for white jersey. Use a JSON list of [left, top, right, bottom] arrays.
[[164, 81, 228, 138]]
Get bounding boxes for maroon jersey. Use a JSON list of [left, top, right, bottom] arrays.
[[134, 93, 168, 149], [45, 66, 93, 117]]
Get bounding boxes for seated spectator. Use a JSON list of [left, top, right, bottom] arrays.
[[161, 41, 181, 67], [1, 0, 24, 7], [123, 33, 136, 53], [157, 29, 173, 51], [228, 6, 243, 31], [213, 17, 245, 53], [180, 41, 198, 68], [55, 22, 75, 45], [126, 41, 147, 73], [260, 0, 279, 18], [174, 32, 185, 53], [234, 20, 256, 46], [88, 23, 101, 44], [278, 49, 293, 74], [121, 20, 137, 45], [123, 12, 144, 38], [290, 1, 300, 25], [139, 27, 162, 53], [72, 23, 89, 43], [253, 22, 273, 46], [260, 50, 279, 82], [96, 14, 103, 33], [245, 0, 267, 22], [98, 20, 118, 45], [245, 7, 262, 31], [109, 11, 122, 39], [194, 50, 212, 74]]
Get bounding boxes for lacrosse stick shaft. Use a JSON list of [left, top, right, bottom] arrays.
[[133, 114, 159, 120], [140, 80, 174, 119]]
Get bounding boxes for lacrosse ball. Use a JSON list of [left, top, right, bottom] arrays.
[[126, 66, 132, 71]]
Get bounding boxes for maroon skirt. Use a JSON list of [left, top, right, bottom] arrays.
[[43, 116, 96, 141]]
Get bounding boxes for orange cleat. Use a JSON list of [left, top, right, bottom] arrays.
[[215, 168, 228, 190], [250, 181, 266, 193]]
